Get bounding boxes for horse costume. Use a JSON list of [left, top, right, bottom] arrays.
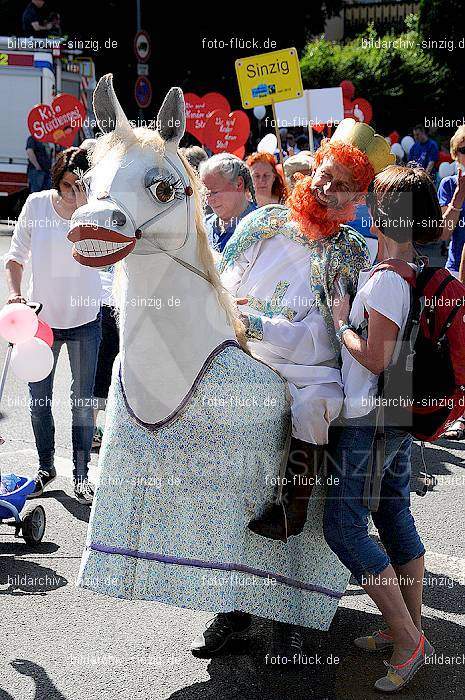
[[69, 75, 349, 630]]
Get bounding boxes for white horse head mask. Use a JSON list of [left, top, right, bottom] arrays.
[[68, 74, 195, 266], [68, 75, 244, 425]]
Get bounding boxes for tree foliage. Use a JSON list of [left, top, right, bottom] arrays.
[[300, 21, 450, 134]]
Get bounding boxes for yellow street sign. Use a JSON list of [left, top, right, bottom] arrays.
[[235, 47, 303, 109]]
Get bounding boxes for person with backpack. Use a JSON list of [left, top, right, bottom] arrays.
[[325, 164, 445, 693]]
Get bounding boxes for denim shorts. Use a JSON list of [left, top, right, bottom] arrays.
[[323, 413, 425, 584]]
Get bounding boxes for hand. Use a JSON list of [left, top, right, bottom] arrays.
[[72, 181, 87, 208], [7, 293, 26, 304], [454, 168, 465, 204], [332, 293, 350, 330]]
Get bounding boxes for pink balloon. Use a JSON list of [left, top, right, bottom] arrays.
[[11, 337, 54, 383], [0, 304, 38, 344], [35, 319, 54, 347]]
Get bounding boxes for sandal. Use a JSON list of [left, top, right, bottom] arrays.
[[443, 416, 465, 441]]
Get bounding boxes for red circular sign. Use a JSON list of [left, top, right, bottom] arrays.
[[134, 30, 151, 63], [134, 76, 152, 109]]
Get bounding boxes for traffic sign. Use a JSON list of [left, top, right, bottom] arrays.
[[134, 30, 151, 63], [235, 47, 303, 109], [134, 76, 152, 108], [137, 63, 149, 76]]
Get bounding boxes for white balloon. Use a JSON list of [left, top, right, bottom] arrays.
[[401, 135, 415, 156], [11, 337, 54, 383], [257, 133, 277, 154], [438, 161, 455, 180], [391, 143, 404, 159], [253, 106, 266, 121]]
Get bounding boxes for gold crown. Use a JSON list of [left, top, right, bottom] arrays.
[[330, 118, 395, 175]]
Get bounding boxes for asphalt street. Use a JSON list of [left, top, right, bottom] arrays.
[[0, 233, 463, 700]]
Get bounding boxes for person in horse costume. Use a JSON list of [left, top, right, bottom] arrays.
[[69, 75, 391, 662]]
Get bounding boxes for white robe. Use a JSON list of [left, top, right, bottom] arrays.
[[221, 233, 343, 444]]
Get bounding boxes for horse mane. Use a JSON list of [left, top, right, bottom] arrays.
[[92, 127, 248, 351], [178, 153, 248, 351]]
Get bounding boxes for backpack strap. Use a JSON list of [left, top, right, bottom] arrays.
[[369, 258, 417, 287]]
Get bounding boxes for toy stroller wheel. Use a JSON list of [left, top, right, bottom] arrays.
[[22, 505, 46, 545]]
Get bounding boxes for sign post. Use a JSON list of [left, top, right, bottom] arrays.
[[235, 47, 303, 164], [134, 19, 151, 118]]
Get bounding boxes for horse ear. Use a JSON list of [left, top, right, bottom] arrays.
[[156, 87, 185, 149], [93, 74, 131, 135]]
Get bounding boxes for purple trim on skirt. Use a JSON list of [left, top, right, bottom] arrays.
[[119, 339, 240, 431], [89, 542, 343, 599]]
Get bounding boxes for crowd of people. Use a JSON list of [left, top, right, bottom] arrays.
[[6, 104, 465, 693]]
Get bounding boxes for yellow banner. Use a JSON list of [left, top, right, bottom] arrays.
[[235, 47, 303, 109]]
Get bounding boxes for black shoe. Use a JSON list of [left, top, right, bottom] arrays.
[[190, 611, 252, 657], [27, 467, 57, 498], [270, 622, 305, 666]]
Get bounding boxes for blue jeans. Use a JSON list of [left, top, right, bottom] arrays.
[[29, 315, 102, 481], [323, 414, 425, 584], [28, 169, 51, 193]]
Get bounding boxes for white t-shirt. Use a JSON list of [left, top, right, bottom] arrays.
[[342, 266, 415, 418], [98, 266, 115, 307], [4, 190, 102, 329]]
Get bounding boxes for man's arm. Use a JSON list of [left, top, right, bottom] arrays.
[[26, 148, 41, 170], [439, 170, 465, 240], [220, 241, 260, 298], [426, 160, 435, 175], [30, 20, 52, 31], [426, 141, 439, 175], [241, 305, 336, 366]]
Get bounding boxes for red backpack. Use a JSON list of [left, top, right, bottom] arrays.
[[370, 259, 465, 441]]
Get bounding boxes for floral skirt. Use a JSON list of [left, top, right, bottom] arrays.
[[77, 343, 349, 630]]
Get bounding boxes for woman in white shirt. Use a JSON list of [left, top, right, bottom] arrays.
[[326, 165, 442, 693], [4, 147, 102, 504]]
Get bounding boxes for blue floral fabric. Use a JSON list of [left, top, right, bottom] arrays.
[[78, 344, 350, 630]]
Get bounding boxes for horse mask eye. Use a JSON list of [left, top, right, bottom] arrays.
[[153, 180, 175, 203], [145, 168, 185, 206]]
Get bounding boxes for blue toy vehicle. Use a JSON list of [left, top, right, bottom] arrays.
[[0, 475, 46, 545]]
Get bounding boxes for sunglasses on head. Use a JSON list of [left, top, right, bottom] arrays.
[[458, 146, 465, 154]]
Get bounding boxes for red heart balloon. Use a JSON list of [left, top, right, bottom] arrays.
[[203, 110, 250, 154], [344, 97, 373, 125], [183, 92, 231, 142], [232, 146, 245, 159], [340, 80, 355, 100], [28, 93, 87, 148]]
